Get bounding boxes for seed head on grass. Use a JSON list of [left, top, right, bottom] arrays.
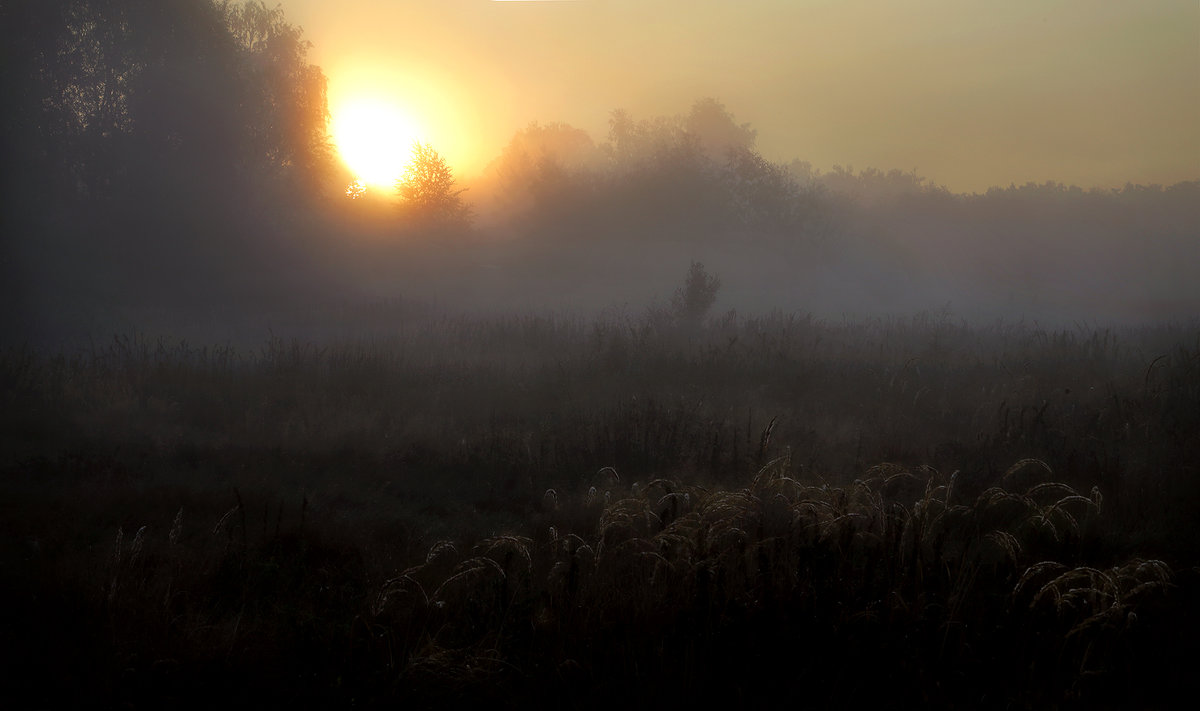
[[426, 540, 458, 565], [1000, 458, 1054, 490], [430, 557, 507, 606]]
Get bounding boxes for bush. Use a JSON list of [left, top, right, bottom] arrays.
[[670, 261, 721, 327]]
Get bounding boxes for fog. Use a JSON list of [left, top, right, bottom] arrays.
[[3, 1, 1197, 348], [5, 6, 1200, 707]]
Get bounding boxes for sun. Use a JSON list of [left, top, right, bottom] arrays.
[[331, 97, 424, 192]]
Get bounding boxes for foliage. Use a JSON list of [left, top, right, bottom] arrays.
[[0, 0, 339, 327], [1, 0, 333, 201], [725, 145, 809, 231], [222, 0, 334, 187], [489, 122, 603, 187], [670, 261, 721, 326], [483, 98, 823, 242], [396, 142, 473, 229], [684, 96, 757, 160], [484, 121, 604, 216]]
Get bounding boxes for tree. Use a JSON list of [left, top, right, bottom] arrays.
[[685, 97, 757, 161], [222, 0, 333, 188], [724, 145, 807, 232], [671, 261, 721, 327], [396, 142, 472, 228], [486, 121, 603, 212], [0, 0, 333, 201], [0, 0, 338, 330]]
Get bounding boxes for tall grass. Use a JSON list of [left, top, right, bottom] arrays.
[[1, 309, 1196, 707]]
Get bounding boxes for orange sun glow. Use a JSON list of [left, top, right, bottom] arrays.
[[332, 97, 424, 192]]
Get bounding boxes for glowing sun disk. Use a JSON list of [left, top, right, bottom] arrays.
[[332, 98, 422, 190]]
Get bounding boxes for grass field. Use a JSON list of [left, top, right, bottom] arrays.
[[2, 307, 1197, 709]]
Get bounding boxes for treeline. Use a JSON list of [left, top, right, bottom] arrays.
[[3, 1, 1197, 341], [815, 174, 1200, 323], [473, 98, 826, 243], [1, 0, 340, 338], [461, 102, 1197, 323], [474, 101, 1197, 254], [2, 0, 333, 203]]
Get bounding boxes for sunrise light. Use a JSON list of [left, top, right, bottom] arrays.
[[331, 97, 425, 191]]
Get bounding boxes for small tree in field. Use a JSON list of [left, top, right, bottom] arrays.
[[396, 142, 472, 227], [671, 261, 721, 327]]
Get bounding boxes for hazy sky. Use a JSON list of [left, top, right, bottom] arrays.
[[280, 0, 1199, 192]]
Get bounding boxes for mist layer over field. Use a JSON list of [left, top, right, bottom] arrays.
[[8, 114, 1198, 347], [2, 3, 1198, 709]]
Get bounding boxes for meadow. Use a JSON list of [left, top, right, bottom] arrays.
[[5, 3, 1198, 707], [2, 306, 1197, 709]]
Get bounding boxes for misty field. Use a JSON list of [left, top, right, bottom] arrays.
[[5, 1, 1199, 708], [2, 308, 1197, 709]]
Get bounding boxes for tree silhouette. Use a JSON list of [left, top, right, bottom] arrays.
[[396, 142, 471, 227], [0, 0, 339, 327], [685, 97, 757, 161], [223, 0, 333, 188], [671, 261, 721, 327], [724, 145, 807, 232], [1, 0, 333, 201], [487, 121, 602, 212]]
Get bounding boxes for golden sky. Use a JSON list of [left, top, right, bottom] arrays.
[[281, 0, 1199, 192]]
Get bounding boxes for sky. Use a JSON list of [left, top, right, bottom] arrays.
[[279, 0, 1199, 193]]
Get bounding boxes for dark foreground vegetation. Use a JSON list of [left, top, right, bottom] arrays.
[[2, 309, 1198, 709]]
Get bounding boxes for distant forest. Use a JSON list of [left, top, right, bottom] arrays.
[[3, 0, 1198, 345]]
